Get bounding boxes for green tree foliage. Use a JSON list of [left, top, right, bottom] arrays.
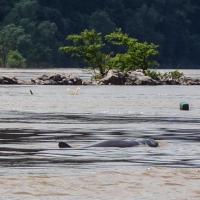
[[3, 0, 61, 67], [0, 0, 200, 68], [0, 24, 30, 67], [88, 11, 116, 35], [61, 29, 159, 74], [163, 70, 184, 80], [7, 50, 26, 68], [106, 30, 159, 71], [145, 69, 184, 80], [60, 29, 106, 75]]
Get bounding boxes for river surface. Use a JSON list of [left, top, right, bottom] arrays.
[[0, 68, 200, 200]]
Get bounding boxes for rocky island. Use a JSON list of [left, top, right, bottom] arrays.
[[0, 69, 200, 86]]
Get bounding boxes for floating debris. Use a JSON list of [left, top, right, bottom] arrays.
[[180, 102, 189, 110], [67, 87, 80, 95], [30, 89, 33, 95]]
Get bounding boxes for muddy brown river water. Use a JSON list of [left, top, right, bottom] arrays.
[[0, 68, 200, 199]]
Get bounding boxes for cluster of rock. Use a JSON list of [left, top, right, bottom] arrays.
[[30, 74, 82, 85], [0, 76, 19, 84], [0, 70, 200, 85], [99, 70, 157, 85], [0, 73, 83, 85], [98, 70, 200, 85]]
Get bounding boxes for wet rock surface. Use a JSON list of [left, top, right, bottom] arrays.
[[31, 73, 83, 85], [0, 76, 19, 84], [0, 70, 200, 85], [98, 70, 126, 85], [125, 71, 159, 85], [99, 70, 200, 85]]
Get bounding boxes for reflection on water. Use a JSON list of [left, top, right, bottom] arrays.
[[0, 70, 200, 199]]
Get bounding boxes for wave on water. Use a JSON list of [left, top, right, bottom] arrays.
[[0, 111, 199, 168]]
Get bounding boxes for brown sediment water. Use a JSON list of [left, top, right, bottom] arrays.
[[0, 168, 200, 200]]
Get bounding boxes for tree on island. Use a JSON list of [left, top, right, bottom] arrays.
[[60, 29, 107, 76], [105, 29, 159, 72], [60, 29, 159, 76]]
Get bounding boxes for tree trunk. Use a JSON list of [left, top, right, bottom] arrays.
[[98, 65, 105, 76], [2, 48, 7, 68]]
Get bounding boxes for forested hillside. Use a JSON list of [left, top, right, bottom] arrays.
[[0, 0, 200, 68]]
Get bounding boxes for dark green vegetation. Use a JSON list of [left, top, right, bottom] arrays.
[[145, 69, 184, 80], [61, 29, 159, 75], [0, 0, 200, 68], [105, 30, 159, 72], [60, 30, 106, 75]]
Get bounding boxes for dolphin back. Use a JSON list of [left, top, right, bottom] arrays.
[[58, 142, 72, 148], [58, 139, 159, 148]]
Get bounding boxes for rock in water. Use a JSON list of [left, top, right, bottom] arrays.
[[99, 70, 126, 85]]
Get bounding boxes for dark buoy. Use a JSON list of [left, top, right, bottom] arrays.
[[180, 102, 189, 111], [30, 89, 33, 95]]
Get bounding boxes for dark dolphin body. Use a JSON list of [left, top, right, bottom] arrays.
[[58, 138, 159, 149]]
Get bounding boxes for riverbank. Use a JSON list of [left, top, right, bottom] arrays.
[[1, 68, 200, 85]]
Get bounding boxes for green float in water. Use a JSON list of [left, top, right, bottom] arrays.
[[180, 102, 189, 110]]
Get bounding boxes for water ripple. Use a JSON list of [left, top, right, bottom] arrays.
[[0, 112, 199, 168]]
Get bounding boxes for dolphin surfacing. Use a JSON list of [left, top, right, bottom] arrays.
[[58, 138, 159, 148]]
